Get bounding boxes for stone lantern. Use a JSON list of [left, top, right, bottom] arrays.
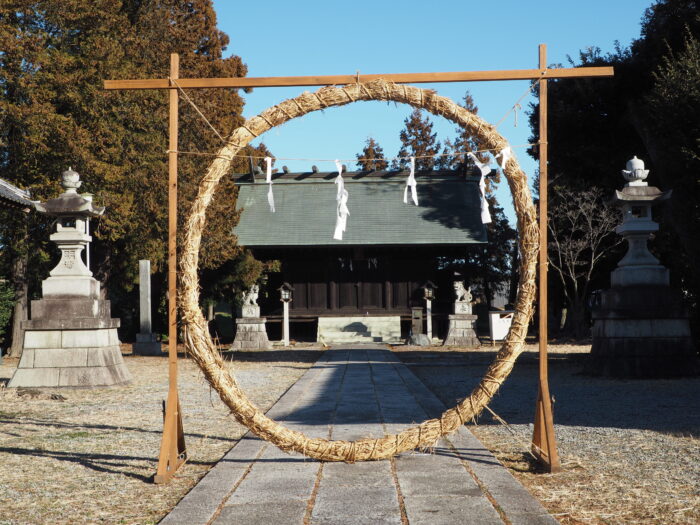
[[9, 168, 131, 388], [587, 157, 697, 377], [278, 282, 294, 346], [610, 156, 670, 288]]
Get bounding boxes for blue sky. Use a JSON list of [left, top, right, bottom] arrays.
[[211, 0, 653, 222]]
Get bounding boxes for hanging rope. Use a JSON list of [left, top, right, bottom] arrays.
[[494, 78, 539, 129], [167, 143, 538, 164], [169, 77, 227, 144], [169, 73, 539, 165]]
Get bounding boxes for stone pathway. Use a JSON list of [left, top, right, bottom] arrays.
[[161, 346, 557, 525]]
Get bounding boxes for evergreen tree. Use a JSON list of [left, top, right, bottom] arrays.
[[392, 109, 440, 170], [441, 92, 500, 189], [356, 137, 388, 171], [0, 0, 268, 347], [528, 0, 700, 335]]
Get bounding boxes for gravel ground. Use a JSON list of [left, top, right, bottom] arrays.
[[0, 343, 697, 525], [394, 342, 700, 525], [0, 346, 321, 525]]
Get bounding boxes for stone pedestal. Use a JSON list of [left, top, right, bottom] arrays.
[[9, 288, 131, 388], [231, 318, 270, 350], [240, 304, 259, 318], [443, 314, 480, 347], [587, 286, 697, 377]]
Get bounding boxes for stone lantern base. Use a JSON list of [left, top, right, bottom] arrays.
[[587, 286, 698, 378], [8, 295, 132, 388]]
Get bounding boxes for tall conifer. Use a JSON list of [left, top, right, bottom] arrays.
[[393, 109, 440, 170], [0, 0, 267, 345], [356, 137, 388, 171]]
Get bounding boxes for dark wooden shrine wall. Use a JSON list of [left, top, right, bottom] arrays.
[[256, 247, 472, 317]]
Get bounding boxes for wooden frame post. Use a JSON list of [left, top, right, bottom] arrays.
[[154, 53, 187, 484], [531, 44, 562, 473], [104, 48, 611, 482]]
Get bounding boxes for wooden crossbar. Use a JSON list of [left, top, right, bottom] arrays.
[[103, 66, 614, 90]]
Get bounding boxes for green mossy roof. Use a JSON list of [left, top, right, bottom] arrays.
[[233, 170, 487, 247]]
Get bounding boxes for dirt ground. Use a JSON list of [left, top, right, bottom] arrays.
[[0, 342, 697, 525], [0, 346, 321, 525], [394, 342, 700, 525]]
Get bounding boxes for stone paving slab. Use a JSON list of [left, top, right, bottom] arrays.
[[161, 346, 558, 525]]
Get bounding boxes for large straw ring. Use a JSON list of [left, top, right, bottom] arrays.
[[180, 79, 538, 462]]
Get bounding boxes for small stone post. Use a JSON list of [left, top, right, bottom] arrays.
[[282, 301, 289, 346], [426, 298, 433, 340], [408, 307, 429, 346], [278, 282, 294, 346], [409, 281, 435, 346], [133, 260, 162, 355]]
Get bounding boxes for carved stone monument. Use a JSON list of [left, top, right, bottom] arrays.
[[133, 259, 163, 355], [587, 157, 697, 377], [9, 168, 131, 387], [443, 281, 480, 347], [230, 284, 271, 350]]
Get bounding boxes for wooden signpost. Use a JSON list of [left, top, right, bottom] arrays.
[[105, 44, 613, 482]]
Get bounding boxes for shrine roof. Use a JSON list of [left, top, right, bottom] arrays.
[[0, 177, 34, 210], [232, 169, 488, 247]]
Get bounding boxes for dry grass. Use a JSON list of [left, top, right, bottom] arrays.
[[0, 346, 320, 525], [474, 426, 699, 525], [397, 342, 700, 525]]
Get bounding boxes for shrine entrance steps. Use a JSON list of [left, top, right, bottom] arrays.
[[161, 346, 558, 525], [317, 316, 402, 344]]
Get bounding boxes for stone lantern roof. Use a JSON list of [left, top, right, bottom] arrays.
[[33, 168, 105, 218]]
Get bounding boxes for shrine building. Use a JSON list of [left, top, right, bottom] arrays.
[[232, 166, 488, 343]]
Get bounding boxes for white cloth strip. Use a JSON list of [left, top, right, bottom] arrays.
[[334, 159, 344, 199], [496, 146, 512, 170], [265, 156, 272, 183], [479, 173, 492, 224], [468, 153, 492, 224], [333, 159, 349, 239], [403, 156, 418, 205], [467, 152, 492, 177], [267, 184, 275, 213], [265, 156, 275, 213], [333, 188, 350, 240]]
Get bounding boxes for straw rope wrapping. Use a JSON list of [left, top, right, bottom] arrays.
[[181, 79, 539, 462]]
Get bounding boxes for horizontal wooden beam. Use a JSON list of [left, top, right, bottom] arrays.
[[104, 66, 614, 90]]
